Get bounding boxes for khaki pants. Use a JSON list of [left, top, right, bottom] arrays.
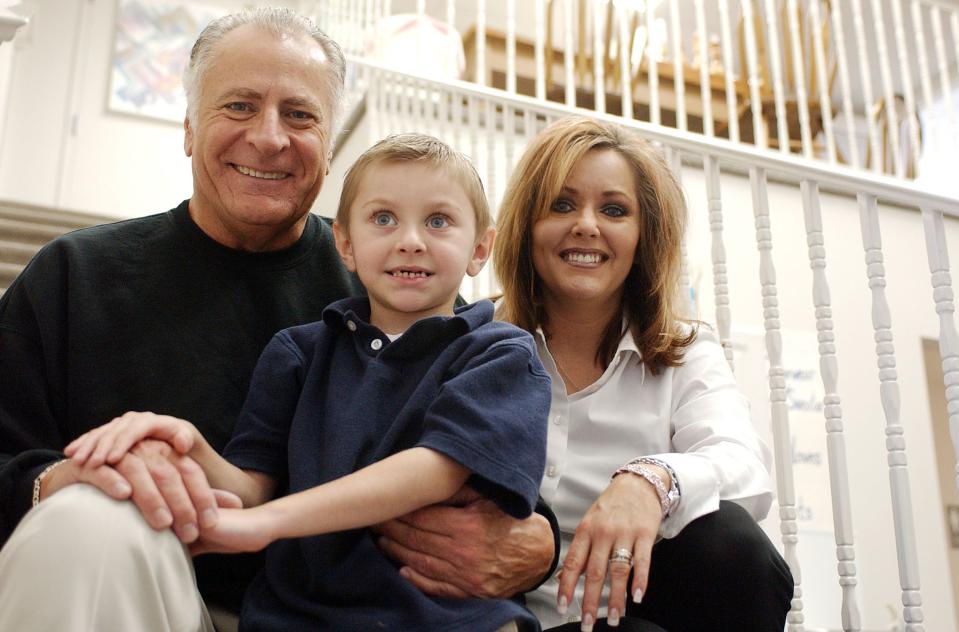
[[0, 484, 523, 632], [0, 484, 215, 632]]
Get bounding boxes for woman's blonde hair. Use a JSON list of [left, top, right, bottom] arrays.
[[494, 116, 694, 373]]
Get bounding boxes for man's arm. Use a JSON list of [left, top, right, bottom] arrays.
[[376, 487, 559, 599]]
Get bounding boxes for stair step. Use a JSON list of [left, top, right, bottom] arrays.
[[0, 240, 40, 265], [0, 217, 71, 245], [0, 200, 111, 230], [0, 261, 23, 288]]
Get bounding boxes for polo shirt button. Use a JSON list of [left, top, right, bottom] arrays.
[[371, 339, 383, 350], [546, 466, 557, 477], [346, 320, 356, 331], [552, 415, 562, 425]]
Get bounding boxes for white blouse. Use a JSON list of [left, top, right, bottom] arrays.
[[526, 325, 774, 628]]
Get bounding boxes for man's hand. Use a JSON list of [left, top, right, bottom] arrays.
[[376, 486, 554, 599]]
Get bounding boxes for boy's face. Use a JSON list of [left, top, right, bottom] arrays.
[[333, 161, 494, 333]]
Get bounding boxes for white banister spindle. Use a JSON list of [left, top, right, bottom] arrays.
[[741, 0, 766, 148], [695, 0, 713, 136], [704, 155, 734, 369], [485, 99, 496, 214], [892, 0, 922, 172], [445, 0, 454, 29], [506, 0, 517, 94], [668, 148, 692, 315], [952, 12, 959, 131], [808, 0, 837, 163], [383, 0, 391, 20], [911, 2, 935, 115], [593, 0, 606, 113], [564, 0, 576, 107], [786, 0, 813, 158], [851, 0, 881, 172], [369, 66, 382, 144], [475, 0, 486, 86], [763, 0, 790, 153], [800, 180, 860, 631], [670, 0, 686, 130], [923, 206, 959, 500], [505, 105, 516, 184], [870, 0, 903, 177], [618, 2, 633, 119], [857, 194, 925, 632], [535, 0, 546, 100], [750, 167, 804, 632], [648, 2, 661, 125], [718, 0, 739, 142], [829, 1, 860, 168], [930, 7, 954, 130]]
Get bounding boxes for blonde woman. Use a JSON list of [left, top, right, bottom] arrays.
[[493, 116, 792, 632]]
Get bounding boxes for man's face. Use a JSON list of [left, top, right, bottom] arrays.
[[184, 24, 336, 251]]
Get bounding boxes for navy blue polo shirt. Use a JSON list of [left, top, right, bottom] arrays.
[[222, 297, 550, 631]]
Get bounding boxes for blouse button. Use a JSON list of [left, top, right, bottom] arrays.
[[546, 466, 557, 477], [371, 338, 383, 350], [346, 320, 357, 331]]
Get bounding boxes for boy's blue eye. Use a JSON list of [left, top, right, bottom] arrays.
[[373, 212, 396, 226], [427, 215, 449, 229]]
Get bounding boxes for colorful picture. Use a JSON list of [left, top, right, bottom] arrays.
[[109, 0, 225, 122]]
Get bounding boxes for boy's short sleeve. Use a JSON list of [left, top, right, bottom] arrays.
[[416, 332, 551, 519], [222, 331, 306, 477]]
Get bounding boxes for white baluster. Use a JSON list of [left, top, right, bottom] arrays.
[[704, 155, 734, 369], [763, 0, 790, 153], [930, 6, 955, 132], [505, 104, 515, 187], [741, 0, 766, 147], [870, 0, 903, 177], [718, 0, 738, 142], [618, 2, 633, 120], [750, 167, 804, 632], [648, 1, 661, 125], [446, 0, 454, 29], [669, 0, 686, 130], [369, 66, 381, 145], [786, 0, 813, 158], [923, 206, 959, 500], [858, 194, 925, 631], [593, 0, 606, 113], [800, 180, 860, 631], [829, 0, 860, 168], [476, 0, 486, 86], [952, 12, 959, 137], [911, 1, 935, 115], [850, 0, 880, 173], [564, 0, 576, 107], [808, 0, 836, 163], [891, 0, 921, 172], [383, 0, 391, 21], [507, 0, 517, 94], [535, 0, 546, 101], [667, 148, 692, 316], [695, 0, 713, 136]]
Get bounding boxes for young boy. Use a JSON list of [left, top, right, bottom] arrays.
[[66, 135, 551, 631]]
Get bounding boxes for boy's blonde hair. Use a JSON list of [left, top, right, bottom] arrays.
[[336, 134, 491, 236]]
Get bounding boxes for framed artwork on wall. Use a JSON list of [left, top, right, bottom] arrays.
[[108, 0, 225, 123]]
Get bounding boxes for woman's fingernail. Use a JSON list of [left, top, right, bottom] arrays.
[[154, 508, 173, 527], [608, 608, 620, 626], [633, 587, 644, 603], [557, 595, 568, 615], [113, 482, 131, 497], [581, 613, 594, 632]]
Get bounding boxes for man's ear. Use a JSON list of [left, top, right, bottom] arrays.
[[332, 221, 356, 272], [466, 226, 496, 277], [184, 116, 194, 157]]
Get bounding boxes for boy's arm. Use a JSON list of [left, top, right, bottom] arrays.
[[248, 447, 469, 543]]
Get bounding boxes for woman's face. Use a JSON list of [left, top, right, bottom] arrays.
[[531, 149, 641, 309]]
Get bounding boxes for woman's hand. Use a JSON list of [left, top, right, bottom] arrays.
[[557, 468, 667, 630], [65, 411, 199, 468]]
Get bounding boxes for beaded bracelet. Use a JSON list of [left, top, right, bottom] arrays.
[[32, 459, 68, 508], [613, 462, 672, 519]]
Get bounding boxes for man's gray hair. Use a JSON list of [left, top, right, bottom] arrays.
[[183, 7, 346, 135]]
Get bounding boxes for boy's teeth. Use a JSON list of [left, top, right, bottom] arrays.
[[234, 165, 287, 180], [564, 252, 601, 264], [392, 270, 430, 278]]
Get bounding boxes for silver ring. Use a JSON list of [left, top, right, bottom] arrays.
[[609, 548, 633, 566]]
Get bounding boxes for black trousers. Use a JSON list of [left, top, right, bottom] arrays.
[[544, 501, 794, 632]]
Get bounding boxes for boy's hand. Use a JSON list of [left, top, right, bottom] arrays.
[[65, 411, 198, 468], [190, 501, 274, 557]]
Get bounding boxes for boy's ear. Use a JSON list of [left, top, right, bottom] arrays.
[[466, 226, 496, 277], [332, 221, 356, 272]]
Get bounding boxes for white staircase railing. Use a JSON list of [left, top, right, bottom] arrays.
[[346, 54, 959, 630]]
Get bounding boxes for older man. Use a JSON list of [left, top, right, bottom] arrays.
[[0, 8, 554, 631]]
